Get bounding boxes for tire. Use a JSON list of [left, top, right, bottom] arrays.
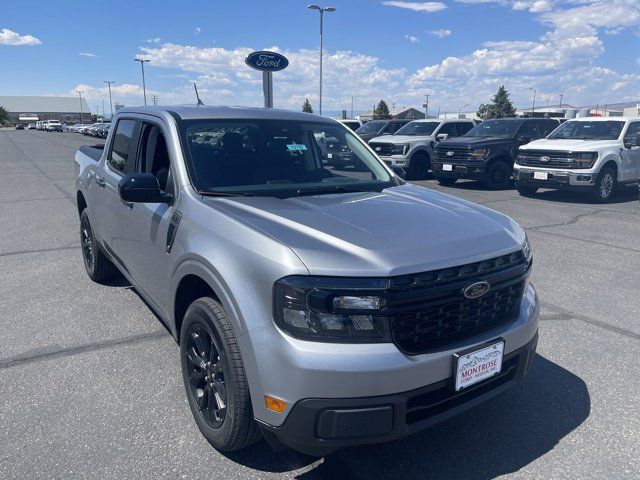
[[435, 175, 458, 186], [515, 182, 538, 196], [590, 166, 617, 203], [407, 152, 430, 180], [485, 160, 513, 189], [80, 209, 118, 282], [180, 297, 261, 452]]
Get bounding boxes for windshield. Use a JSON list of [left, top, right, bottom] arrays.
[[356, 121, 386, 134], [464, 119, 521, 137], [394, 121, 439, 136], [547, 120, 625, 140], [181, 119, 395, 197]]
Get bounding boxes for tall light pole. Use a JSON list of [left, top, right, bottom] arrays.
[[529, 87, 536, 116], [458, 103, 469, 119], [307, 4, 335, 116], [351, 95, 359, 119], [104, 81, 115, 117], [76, 90, 84, 124], [134, 58, 150, 105]]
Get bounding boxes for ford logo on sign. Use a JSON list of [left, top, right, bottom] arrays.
[[245, 51, 289, 72]]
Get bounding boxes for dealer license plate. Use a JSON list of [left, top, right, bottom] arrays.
[[454, 341, 504, 391], [443, 164, 453, 171], [533, 171, 548, 180]]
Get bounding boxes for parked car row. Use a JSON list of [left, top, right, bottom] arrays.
[[351, 116, 639, 202], [67, 122, 110, 138]]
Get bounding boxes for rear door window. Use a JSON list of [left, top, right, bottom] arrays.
[[108, 119, 139, 174], [518, 121, 540, 139], [437, 123, 458, 138], [456, 122, 474, 136]]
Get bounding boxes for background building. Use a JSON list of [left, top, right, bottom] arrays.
[[0, 96, 91, 124], [358, 106, 426, 122]]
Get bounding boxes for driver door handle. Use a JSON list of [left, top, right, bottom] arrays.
[[95, 175, 106, 188]]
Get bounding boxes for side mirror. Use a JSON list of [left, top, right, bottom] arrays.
[[118, 173, 173, 204], [518, 136, 532, 145], [436, 133, 448, 141], [623, 137, 638, 149], [389, 165, 406, 180]]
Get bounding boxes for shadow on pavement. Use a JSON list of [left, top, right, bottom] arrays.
[[224, 354, 590, 479]]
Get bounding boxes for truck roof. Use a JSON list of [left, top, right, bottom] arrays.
[[116, 105, 333, 123], [563, 116, 636, 122]]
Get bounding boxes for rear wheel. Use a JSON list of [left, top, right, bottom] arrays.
[[180, 297, 261, 452], [407, 152, 430, 180], [485, 161, 512, 189], [80, 209, 118, 282], [590, 166, 617, 203], [515, 182, 538, 196]]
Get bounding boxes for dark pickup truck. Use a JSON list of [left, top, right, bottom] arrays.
[[433, 118, 560, 188]]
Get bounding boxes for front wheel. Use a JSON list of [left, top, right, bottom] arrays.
[[485, 161, 513, 189], [435, 175, 458, 186], [515, 182, 538, 196], [590, 166, 617, 203], [406, 152, 430, 180], [180, 297, 261, 452]]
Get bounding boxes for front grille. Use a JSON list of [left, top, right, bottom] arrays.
[[386, 252, 529, 355], [369, 142, 395, 156], [434, 146, 473, 162], [517, 150, 590, 169]]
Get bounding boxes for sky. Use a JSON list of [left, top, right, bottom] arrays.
[[1, 0, 639, 116]]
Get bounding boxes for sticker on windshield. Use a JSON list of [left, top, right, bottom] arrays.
[[286, 144, 307, 151]]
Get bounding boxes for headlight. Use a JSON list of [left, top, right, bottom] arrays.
[[522, 236, 533, 263], [573, 152, 597, 167], [393, 144, 409, 155], [470, 148, 488, 159], [273, 276, 392, 343]]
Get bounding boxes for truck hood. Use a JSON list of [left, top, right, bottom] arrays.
[[519, 138, 620, 151], [438, 136, 514, 148], [207, 184, 525, 277], [369, 135, 432, 145]]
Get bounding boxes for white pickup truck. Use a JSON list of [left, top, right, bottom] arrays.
[[514, 117, 640, 202]]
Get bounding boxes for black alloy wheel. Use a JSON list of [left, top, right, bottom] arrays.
[[184, 323, 228, 429]]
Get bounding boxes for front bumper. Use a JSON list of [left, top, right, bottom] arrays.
[[243, 284, 539, 453], [432, 161, 487, 179], [514, 168, 597, 189], [260, 332, 538, 456], [379, 155, 409, 167]]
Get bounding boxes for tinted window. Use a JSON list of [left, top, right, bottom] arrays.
[[109, 119, 137, 173], [624, 122, 640, 138], [465, 119, 521, 137], [395, 121, 440, 136], [356, 121, 385, 134], [541, 120, 559, 136], [139, 123, 173, 194], [548, 121, 625, 140], [456, 122, 474, 135], [518, 121, 539, 138], [437, 123, 457, 137], [181, 120, 393, 197]]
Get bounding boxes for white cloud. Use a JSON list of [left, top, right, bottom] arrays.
[[382, 1, 447, 13], [145, 37, 161, 44], [78, 52, 97, 57], [195, 27, 202, 35], [404, 34, 421, 43], [429, 29, 452, 37], [0, 28, 41, 46]]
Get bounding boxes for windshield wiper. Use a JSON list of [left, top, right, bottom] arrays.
[[200, 190, 255, 197], [293, 185, 376, 197]]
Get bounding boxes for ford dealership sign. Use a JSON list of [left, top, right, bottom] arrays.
[[245, 51, 289, 72]]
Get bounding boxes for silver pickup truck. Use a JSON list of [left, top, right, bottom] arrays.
[[74, 105, 539, 456]]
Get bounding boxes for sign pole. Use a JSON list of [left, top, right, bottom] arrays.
[[263, 71, 273, 108]]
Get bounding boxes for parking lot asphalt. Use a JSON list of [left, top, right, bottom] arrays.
[[1, 129, 639, 480]]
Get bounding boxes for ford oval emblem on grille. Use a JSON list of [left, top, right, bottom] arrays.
[[446, 151, 454, 156], [463, 281, 490, 299], [375, 146, 381, 151], [539, 156, 550, 162]]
